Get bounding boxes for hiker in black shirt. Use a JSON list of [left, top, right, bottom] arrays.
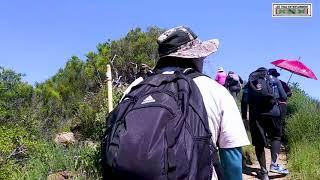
[[248, 67, 289, 180]]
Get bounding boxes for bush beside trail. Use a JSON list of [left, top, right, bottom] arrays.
[[286, 85, 320, 179], [0, 27, 163, 179], [0, 126, 102, 179]]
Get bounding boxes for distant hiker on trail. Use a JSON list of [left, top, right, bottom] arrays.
[[248, 67, 288, 180], [215, 67, 227, 86], [268, 68, 292, 144], [101, 26, 250, 180], [225, 71, 243, 99]]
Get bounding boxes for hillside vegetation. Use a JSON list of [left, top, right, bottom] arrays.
[[286, 86, 320, 179], [1, 27, 319, 179], [0, 27, 163, 179]]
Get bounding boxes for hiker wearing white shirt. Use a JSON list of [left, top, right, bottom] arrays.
[[122, 26, 250, 180]]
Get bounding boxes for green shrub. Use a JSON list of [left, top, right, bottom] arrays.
[[0, 126, 38, 179], [0, 127, 101, 179], [288, 141, 320, 179], [18, 143, 102, 179], [286, 86, 320, 179]]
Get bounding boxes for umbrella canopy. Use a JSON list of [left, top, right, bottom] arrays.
[[271, 59, 318, 80]]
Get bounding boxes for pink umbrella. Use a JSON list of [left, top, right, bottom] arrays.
[[271, 59, 318, 82]]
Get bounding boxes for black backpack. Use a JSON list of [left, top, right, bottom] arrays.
[[225, 73, 241, 92], [248, 68, 276, 111], [101, 69, 222, 180], [227, 74, 239, 86]]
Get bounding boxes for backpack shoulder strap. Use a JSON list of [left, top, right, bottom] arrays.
[[182, 68, 210, 79]]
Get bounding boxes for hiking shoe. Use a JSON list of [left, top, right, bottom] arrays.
[[270, 164, 289, 175], [259, 168, 269, 180], [260, 173, 270, 180]]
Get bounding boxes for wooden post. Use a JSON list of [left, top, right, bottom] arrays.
[[106, 64, 113, 112]]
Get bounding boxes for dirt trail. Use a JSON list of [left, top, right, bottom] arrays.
[[242, 148, 289, 180]]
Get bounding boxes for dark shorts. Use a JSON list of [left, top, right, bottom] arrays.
[[249, 112, 282, 147]]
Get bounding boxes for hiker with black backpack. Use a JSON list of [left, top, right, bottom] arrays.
[[247, 67, 288, 180], [225, 71, 243, 99], [101, 26, 250, 180]]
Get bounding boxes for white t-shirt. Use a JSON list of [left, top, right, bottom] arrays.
[[192, 75, 250, 148]]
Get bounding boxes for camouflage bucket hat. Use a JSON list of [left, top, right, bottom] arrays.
[[157, 26, 219, 59]]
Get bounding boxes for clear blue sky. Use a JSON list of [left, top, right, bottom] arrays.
[[1, 0, 319, 99]]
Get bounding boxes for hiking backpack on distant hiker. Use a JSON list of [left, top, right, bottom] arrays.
[[101, 69, 222, 180], [228, 73, 239, 84], [226, 73, 241, 92], [248, 68, 277, 112]]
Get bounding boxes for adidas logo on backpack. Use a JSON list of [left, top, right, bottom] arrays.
[[141, 95, 155, 104]]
